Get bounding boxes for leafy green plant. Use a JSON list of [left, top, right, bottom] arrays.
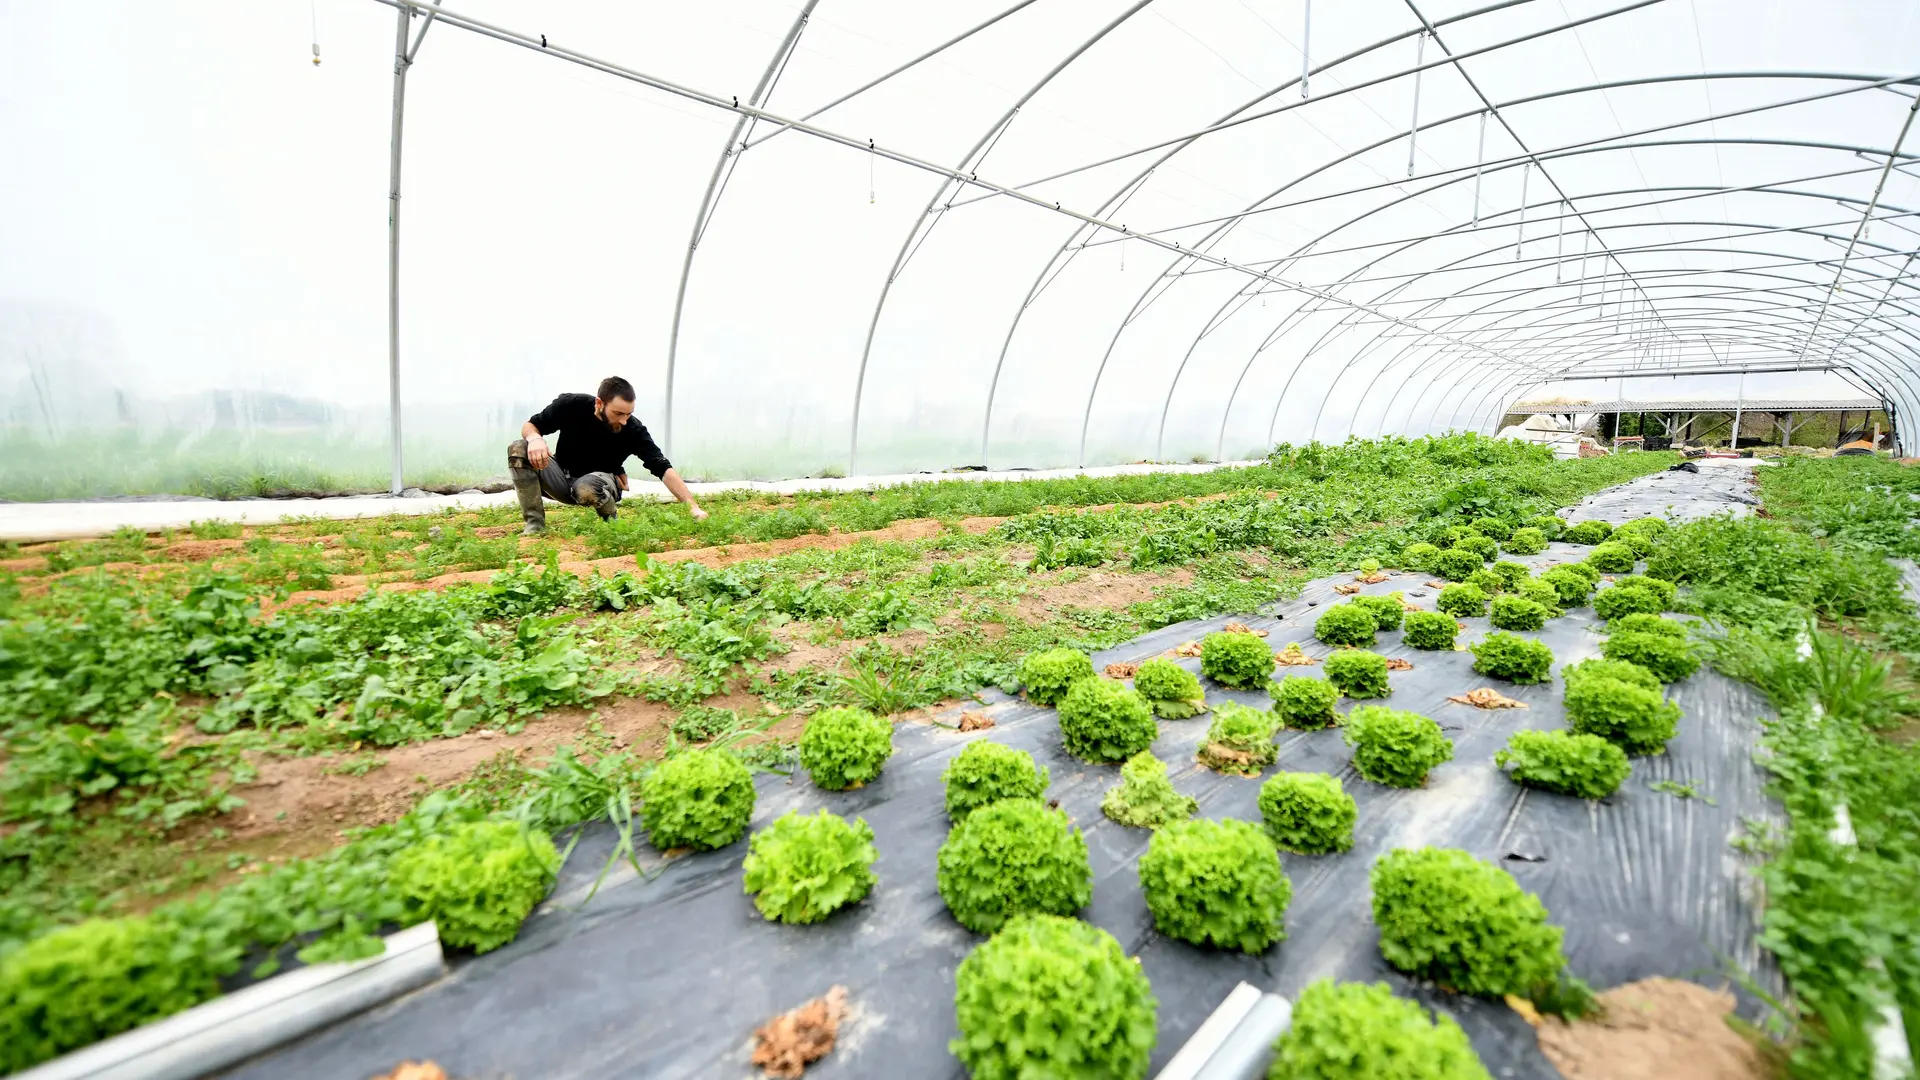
[[1538, 564, 1597, 606], [1101, 751, 1198, 828], [1139, 818, 1290, 952], [1453, 534, 1500, 561], [640, 748, 756, 850], [1592, 583, 1664, 621], [1502, 527, 1548, 556], [1370, 846, 1568, 997], [1528, 514, 1566, 540], [1585, 541, 1637, 573], [1258, 772, 1356, 854], [0, 915, 224, 1073], [1403, 610, 1458, 650], [741, 809, 877, 924], [1562, 520, 1614, 545], [950, 914, 1157, 1079], [1469, 516, 1513, 541], [798, 705, 894, 790], [1057, 678, 1158, 764], [1441, 524, 1481, 547], [1198, 701, 1281, 775], [1267, 979, 1491, 1080], [1314, 603, 1379, 647], [943, 741, 1050, 822], [391, 818, 560, 953], [1271, 675, 1339, 729], [1201, 631, 1278, 689], [1431, 548, 1485, 581], [1471, 632, 1554, 683], [1613, 529, 1656, 559], [1516, 577, 1563, 614], [1400, 542, 1441, 571], [1563, 658, 1681, 754], [1131, 658, 1207, 720], [1603, 630, 1700, 682], [670, 703, 739, 743], [1611, 574, 1678, 607], [1350, 593, 1405, 632], [1436, 583, 1489, 618], [1462, 568, 1506, 596], [1017, 648, 1095, 706], [1617, 516, 1670, 538], [1345, 706, 1452, 787], [1495, 730, 1631, 798], [1489, 562, 1531, 591], [1606, 613, 1688, 638], [1323, 650, 1391, 698], [936, 798, 1092, 933], [1488, 595, 1550, 631]]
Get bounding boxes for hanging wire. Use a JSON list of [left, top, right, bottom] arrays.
[[310, 0, 321, 65], [1299, 0, 1312, 99]]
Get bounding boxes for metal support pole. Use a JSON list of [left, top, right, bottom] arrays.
[[1513, 161, 1529, 260], [385, 5, 411, 495], [1730, 371, 1744, 450], [1300, 0, 1311, 99], [1406, 32, 1426, 176], [1470, 110, 1486, 225]]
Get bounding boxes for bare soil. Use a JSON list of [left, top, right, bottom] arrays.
[[1532, 978, 1778, 1080]]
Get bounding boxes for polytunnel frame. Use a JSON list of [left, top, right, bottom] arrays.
[[360, 0, 1920, 491]]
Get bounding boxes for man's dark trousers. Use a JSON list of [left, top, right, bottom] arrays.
[[507, 439, 620, 533]]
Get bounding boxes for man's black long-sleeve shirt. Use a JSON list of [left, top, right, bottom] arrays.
[[526, 394, 673, 479]]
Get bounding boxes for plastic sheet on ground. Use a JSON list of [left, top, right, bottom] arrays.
[[224, 468, 1781, 1080]]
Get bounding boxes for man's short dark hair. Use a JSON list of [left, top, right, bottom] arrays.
[[597, 376, 636, 404]]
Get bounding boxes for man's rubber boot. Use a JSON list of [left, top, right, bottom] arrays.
[[576, 473, 620, 522], [507, 439, 547, 535]]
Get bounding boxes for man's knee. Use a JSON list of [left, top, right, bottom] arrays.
[[575, 473, 619, 519], [507, 439, 531, 471]]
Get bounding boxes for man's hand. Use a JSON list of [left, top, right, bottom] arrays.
[[688, 502, 709, 521], [616, 473, 629, 491], [527, 436, 551, 469]]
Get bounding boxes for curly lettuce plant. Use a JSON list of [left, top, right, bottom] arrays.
[[1585, 541, 1638, 573], [1323, 649, 1391, 698], [1370, 847, 1569, 998], [1345, 706, 1452, 787], [1563, 658, 1681, 754], [392, 819, 561, 953], [943, 740, 1049, 822], [1494, 730, 1631, 799], [1607, 613, 1688, 638], [1470, 632, 1554, 683], [1018, 647, 1095, 706], [1502, 527, 1548, 556], [1592, 583, 1664, 621], [1602, 630, 1700, 682], [1258, 772, 1357, 854], [1315, 603, 1379, 647], [1617, 515, 1670, 538], [1271, 675, 1339, 730], [1431, 548, 1485, 582], [1562, 520, 1614, 545], [642, 747, 756, 851], [1267, 979, 1491, 1080], [950, 915, 1157, 1079], [1441, 524, 1481, 547], [1132, 658, 1208, 719], [1403, 610, 1458, 650], [1435, 583, 1489, 618], [1058, 677, 1158, 763], [799, 705, 893, 790], [1452, 534, 1500, 561], [0, 916, 223, 1073], [1350, 592, 1406, 632], [1610, 574, 1678, 607], [1198, 701, 1281, 775], [1469, 516, 1514, 541], [1202, 630, 1278, 688], [1400, 541, 1441, 572], [1488, 595, 1551, 632], [1489, 562, 1531, 591], [936, 798, 1092, 933], [741, 809, 878, 923], [1139, 818, 1291, 953], [1538, 564, 1597, 607], [1516, 577, 1564, 614], [1463, 568, 1506, 596], [1528, 514, 1566, 540], [1614, 528, 1657, 559], [1101, 751, 1197, 828]]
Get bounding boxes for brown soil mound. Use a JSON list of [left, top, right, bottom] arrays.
[[1533, 978, 1775, 1080], [163, 538, 247, 562]]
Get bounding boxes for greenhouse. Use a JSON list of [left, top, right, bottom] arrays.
[[1, 2, 1918, 1079]]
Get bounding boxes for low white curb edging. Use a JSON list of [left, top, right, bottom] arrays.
[[15, 921, 445, 1080], [1156, 981, 1294, 1080]]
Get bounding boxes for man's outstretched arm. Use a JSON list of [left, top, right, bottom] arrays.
[[658, 468, 707, 520], [520, 420, 552, 468]]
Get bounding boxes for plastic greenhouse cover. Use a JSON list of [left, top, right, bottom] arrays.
[[3, 0, 1915, 501], [225, 469, 1780, 1080]]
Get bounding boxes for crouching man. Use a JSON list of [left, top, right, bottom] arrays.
[[507, 375, 708, 535]]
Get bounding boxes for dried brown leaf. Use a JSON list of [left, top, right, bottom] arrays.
[[1222, 621, 1269, 637], [1397, 595, 1423, 611], [1425, 581, 1446, 589], [1173, 640, 1204, 658], [1447, 687, 1528, 709], [1104, 662, 1139, 679], [1355, 572, 1391, 584], [375, 1065, 448, 1080], [1273, 643, 1319, 667], [1384, 658, 1415, 671], [957, 712, 996, 732], [1332, 583, 1362, 595], [753, 986, 849, 1078]]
